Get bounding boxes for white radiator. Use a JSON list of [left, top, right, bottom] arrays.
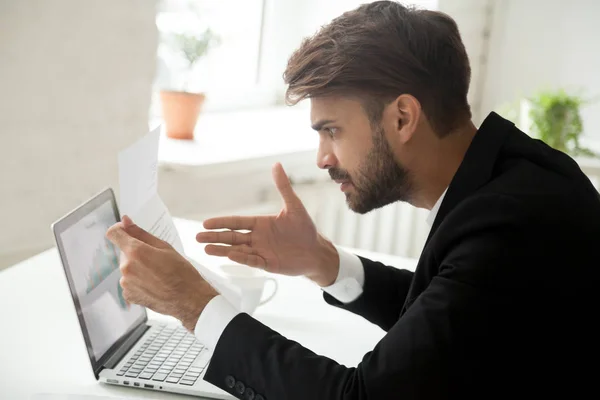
[[289, 157, 600, 260], [290, 180, 431, 259], [189, 159, 600, 262]]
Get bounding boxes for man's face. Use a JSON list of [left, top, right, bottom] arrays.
[[310, 97, 413, 214]]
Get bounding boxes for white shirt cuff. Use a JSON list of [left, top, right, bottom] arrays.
[[320, 246, 365, 303], [194, 295, 239, 351]]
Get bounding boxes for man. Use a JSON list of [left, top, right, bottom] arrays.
[[107, 1, 600, 399]]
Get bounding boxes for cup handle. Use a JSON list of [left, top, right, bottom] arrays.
[[259, 278, 278, 305]]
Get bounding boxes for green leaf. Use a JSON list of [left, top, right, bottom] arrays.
[[172, 28, 219, 67], [525, 88, 597, 157]]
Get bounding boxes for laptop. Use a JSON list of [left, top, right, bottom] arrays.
[[51, 188, 233, 399]]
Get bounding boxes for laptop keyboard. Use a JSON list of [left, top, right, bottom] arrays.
[[116, 324, 211, 386]]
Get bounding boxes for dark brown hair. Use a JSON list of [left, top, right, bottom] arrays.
[[283, 1, 472, 136]]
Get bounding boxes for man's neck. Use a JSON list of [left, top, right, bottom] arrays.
[[413, 120, 478, 210]]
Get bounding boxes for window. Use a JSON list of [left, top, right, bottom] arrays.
[[150, 0, 438, 119], [151, 0, 269, 116], [156, 0, 264, 88]]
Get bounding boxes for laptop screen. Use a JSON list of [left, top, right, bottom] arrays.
[[58, 195, 146, 361]]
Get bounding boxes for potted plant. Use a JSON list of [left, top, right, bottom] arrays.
[[525, 89, 598, 157], [499, 89, 597, 158], [160, 29, 218, 140]]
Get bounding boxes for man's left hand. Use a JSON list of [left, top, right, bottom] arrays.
[[106, 215, 218, 331]]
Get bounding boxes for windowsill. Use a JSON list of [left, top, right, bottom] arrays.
[[156, 105, 317, 167], [154, 105, 600, 178]]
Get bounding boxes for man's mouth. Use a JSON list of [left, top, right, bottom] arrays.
[[333, 180, 352, 191]]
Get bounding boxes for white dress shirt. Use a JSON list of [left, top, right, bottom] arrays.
[[195, 189, 448, 349]]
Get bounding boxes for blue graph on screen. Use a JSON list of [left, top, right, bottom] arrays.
[[86, 239, 128, 310]]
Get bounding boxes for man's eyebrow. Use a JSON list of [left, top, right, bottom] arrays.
[[311, 119, 336, 131]]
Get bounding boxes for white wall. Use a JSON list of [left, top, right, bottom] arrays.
[[3, 0, 599, 270], [437, 0, 492, 122], [480, 0, 600, 141], [0, 0, 158, 269]]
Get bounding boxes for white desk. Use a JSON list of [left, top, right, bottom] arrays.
[[0, 218, 417, 400]]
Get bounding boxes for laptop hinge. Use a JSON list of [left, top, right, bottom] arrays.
[[101, 323, 150, 371]]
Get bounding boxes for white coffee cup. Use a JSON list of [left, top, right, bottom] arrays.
[[218, 264, 278, 315]]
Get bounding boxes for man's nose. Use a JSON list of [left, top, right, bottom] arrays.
[[317, 142, 336, 170]]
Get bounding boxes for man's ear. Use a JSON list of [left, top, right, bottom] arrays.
[[392, 94, 421, 144]]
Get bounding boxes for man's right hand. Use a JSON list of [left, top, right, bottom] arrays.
[[195, 163, 340, 287]]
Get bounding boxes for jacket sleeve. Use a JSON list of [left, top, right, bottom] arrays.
[[323, 257, 414, 331], [202, 194, 543, 400], [203, 268, 496, 400]]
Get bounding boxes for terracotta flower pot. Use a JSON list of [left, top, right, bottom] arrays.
[[160, 90, 206, 140]]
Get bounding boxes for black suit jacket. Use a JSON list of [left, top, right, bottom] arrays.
[[204, 112, 600, 399]]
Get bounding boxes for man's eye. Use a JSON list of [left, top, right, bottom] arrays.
[[326, 127, 337, 137]]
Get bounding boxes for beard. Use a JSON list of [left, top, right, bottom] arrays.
[[329, 124, 413, 214]]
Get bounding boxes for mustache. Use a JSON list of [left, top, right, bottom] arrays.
[[329, 168, 352, 182]]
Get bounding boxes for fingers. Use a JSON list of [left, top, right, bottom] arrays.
[[204, 244, 253, 257], [119, 277, 132, 304], [204, 244, 267, 269], [122, 215, 134, 228], [106, 223, 147, 255], [119, 275, 149, 307], [203, 215, 256, 231], [196, 230, 251, 245], [228, 251, 267, 269], [121, 215, 170, 249], [272, 162, 302, 208]]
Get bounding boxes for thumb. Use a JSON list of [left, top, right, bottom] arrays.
[[106, 223, 142, 253], [272, 163, 302, 209], [121, 215, 170, 249]]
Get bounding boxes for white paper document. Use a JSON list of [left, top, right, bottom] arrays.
[[118, 126, 184, 254], [118, 127, 242, 310]]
